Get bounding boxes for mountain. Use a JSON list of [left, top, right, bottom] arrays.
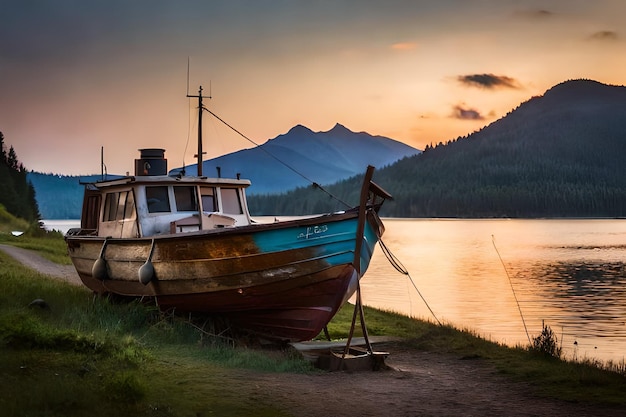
[[31, 79, 626, 220], [169, 123, 419, 195], [28, 124, 418, 219], [379, 79, 626, 217], [250, 79, 626, 217]]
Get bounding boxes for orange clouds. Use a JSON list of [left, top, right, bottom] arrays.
[[391, 42, 418, 51]]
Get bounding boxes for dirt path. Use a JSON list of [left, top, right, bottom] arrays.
[[0, 244, 81, 286], [235, 343, 625, 417], [1, 244, 624, 416]]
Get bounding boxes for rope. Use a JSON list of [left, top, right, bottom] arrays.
[[379, 238, 442, 326], [205, 108, 351, 208], [492, 235, 532, 345]]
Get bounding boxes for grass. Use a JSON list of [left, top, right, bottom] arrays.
[[0, 206, 70, 264], [1, 232, 626, 415], [0, 204, 31, 234], [0, 230, 71, 264], [0, 232, 72, 265], [0, 250, 297, 416]]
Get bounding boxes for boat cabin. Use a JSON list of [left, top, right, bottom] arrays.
[[77, 149, 252, 238]]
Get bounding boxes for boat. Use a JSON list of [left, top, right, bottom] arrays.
[[65, 88, 391, 342]]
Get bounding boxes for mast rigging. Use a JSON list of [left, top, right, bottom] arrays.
[[187, 86, 211, 176]]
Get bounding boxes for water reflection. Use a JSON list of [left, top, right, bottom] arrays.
[[512, 260, 626, 356], [360, 219, 626, 364]]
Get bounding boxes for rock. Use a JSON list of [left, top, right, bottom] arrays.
[[28, 298, 50, 310]]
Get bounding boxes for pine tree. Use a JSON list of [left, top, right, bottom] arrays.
[[0, 131, 41, 223], [0, 131, 6, 162]]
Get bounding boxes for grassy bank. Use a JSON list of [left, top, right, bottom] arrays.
[[1, 234, 626, 416], [0, 205, 31, 234], [0, 207, 70, 264], [0, 250, 306, 416], [0, 231, 71, 264]]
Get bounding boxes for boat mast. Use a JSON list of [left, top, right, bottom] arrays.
[[187, 86, 210, 176]]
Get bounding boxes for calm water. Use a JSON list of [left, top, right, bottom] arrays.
[[43, 219, 80, 234], [45, 219, 626, 363], [361, 219, 626, 364]]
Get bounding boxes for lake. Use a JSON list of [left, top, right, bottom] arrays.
[[43, 218, 626, 364], [42, 219, 81, 234], [361, 218, 626, 365]]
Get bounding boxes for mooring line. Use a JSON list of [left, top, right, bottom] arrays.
[[379, 239, 442, 326], [492, 235, 532, 345]]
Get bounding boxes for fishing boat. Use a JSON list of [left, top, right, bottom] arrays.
[[65, 88, 391, 342]]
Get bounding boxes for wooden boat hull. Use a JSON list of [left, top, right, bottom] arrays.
[[65, 209, 384, 341]]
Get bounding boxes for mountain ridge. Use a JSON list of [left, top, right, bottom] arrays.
[[379, 79, 626, 217], [249, 79, 626, 217], [169, 123, 419, 194]]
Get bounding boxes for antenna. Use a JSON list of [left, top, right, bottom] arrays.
[[186, 57, 190, 96], [187, 85, 211, 176], [185, 59, 212, 176]]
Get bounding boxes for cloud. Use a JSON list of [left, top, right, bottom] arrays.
[[588, 30, 618, 41], [451, 104, 485, 121], [513, 9, 554, 20], [457, 73, 521, 90], [391, 42, 418, 51]]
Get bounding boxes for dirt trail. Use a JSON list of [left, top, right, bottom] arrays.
[[1, 243, 624, 416], [0, 244, 81, 286], [234, 343, 625, 417]]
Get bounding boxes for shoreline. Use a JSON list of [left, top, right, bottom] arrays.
[[2, 242, 625, 416]]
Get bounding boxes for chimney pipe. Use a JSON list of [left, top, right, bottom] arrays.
[[135, 148, 167, 176]]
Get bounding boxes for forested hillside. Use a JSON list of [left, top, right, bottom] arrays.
[[27, 173, 86, 220], [249, 80, 626, 218], [0, 132, 40, 223], [27, 173, 121, 219]]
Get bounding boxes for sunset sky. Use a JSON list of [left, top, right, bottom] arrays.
[[2, 0, 625, 175]]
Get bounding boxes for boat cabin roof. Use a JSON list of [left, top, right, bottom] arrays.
[[87, 174, 251, 189]]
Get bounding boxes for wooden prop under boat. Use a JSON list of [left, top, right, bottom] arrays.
[[65, 88, 391, 342]]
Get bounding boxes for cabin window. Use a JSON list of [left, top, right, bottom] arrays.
[[146, 186, 171, 213], [174, 186, 198, 212], [200, 186, 217, 212], [116, 192, 128, 221], [221, 188, 243, 214], [103, 191, 136, 221], [121, 191, 136, 219], [103, 193, 119, 222], [82, 193, 100, 230]]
